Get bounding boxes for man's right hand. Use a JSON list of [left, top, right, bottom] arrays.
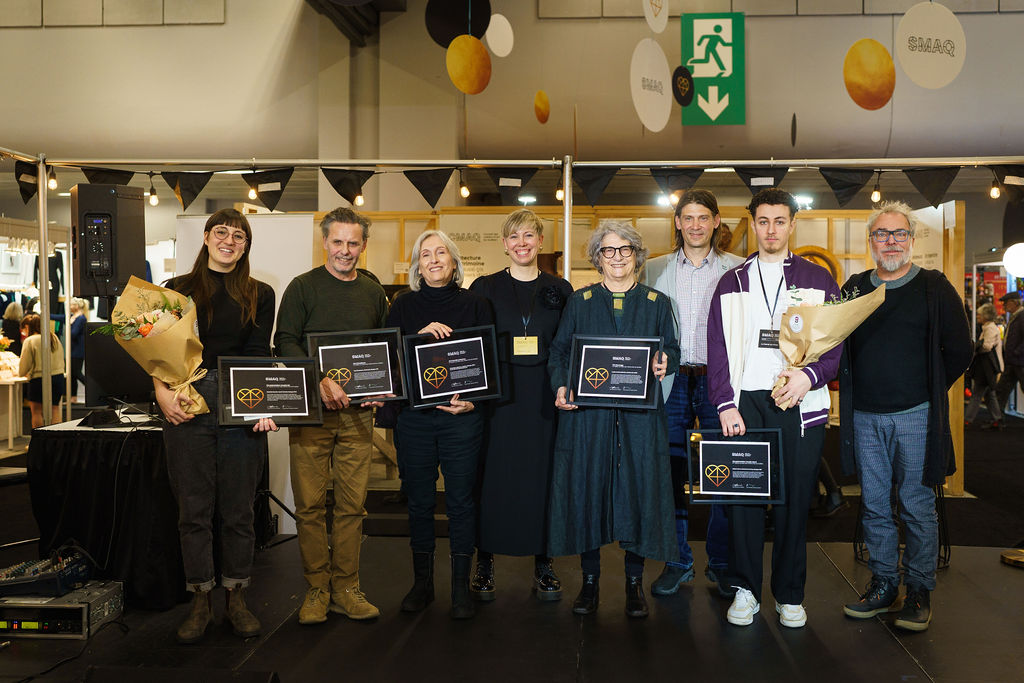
[[320, 376, 350, 411], [719, 407, 746, 437]]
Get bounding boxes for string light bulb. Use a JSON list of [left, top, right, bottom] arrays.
[[870, 171, 881, 203], [47, 167, 57, 191], [148, 173, 159, 206], [459, 170, 470, 199], [354, 193, 365, 206], [248, 186, 258, 200], [990, 180, 1001, 199], [670, 191, 682, 206], [555, 182, 564, 202]]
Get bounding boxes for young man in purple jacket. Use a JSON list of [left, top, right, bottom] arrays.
[[706, 188, 842, 629]]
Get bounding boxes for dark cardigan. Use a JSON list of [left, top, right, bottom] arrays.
[[839, 268, 973, 486]]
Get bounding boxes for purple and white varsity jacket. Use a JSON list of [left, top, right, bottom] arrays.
[[706, 252, 842, 430]]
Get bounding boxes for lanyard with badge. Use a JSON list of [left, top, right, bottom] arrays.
[[511, 271, 540, 356], [757, 260, 783, 349]]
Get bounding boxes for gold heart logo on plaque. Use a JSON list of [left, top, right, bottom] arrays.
[[423, 366, 448, 389], [649, 0, 662, 16], [584, 367, 608, 389], [236, 387, 265, 409], [705, 464, 730, 487], [327, 367, 352, 386]]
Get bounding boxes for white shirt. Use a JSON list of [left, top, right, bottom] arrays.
[[741, 259, 789, 391]]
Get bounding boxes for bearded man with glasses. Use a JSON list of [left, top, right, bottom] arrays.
[[838, 201, 971, 632]]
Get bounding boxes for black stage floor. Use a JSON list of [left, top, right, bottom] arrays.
[[2, 537, 1021, 683]]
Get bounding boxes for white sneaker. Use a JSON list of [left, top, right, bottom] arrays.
[[776, 602, 807, 628], [726, 587, 759, 626]]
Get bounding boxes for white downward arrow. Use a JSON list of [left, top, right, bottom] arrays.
[[697, 86, 729, 121]]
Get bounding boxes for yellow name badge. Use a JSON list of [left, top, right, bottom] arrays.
[[513, 336, 539, 356]]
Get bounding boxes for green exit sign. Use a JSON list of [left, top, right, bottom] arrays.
[[681, 12, 745, 126]]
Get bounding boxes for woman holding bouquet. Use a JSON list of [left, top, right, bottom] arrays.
[[155, 208, 276, 644], [467, 209, 573, 602]]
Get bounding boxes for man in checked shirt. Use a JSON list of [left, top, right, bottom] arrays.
[[644, 189, 743, 597]]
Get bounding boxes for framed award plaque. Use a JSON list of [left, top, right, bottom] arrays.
[[685, 428, 785, 505], [307, 328, 406, 404], [217, 356, 322, 426], [402, 325, 500, 409], [566, 334, 662, 410]]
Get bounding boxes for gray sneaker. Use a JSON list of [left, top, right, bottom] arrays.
[[843, 576, 900, 619], [650, 564, 694, 595]]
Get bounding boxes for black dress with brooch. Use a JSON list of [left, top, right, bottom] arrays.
[[468, 269, 573, 556]]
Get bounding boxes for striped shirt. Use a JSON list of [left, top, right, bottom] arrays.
[[675, 248, 721, 366]]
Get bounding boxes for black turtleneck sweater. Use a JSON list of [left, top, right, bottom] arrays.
[[386, 281, 494, 337], [167, 269, 276, 369]]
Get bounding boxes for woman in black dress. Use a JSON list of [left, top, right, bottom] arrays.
[[155, 209, 277, 644], [468, 209, 572, 601], [387, 230, 494, 619]]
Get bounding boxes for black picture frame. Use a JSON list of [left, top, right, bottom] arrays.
[[566, 334, 662, 410], [685, 428, 785, 505], [217, 356, 323, 426], [307, 327, 406, 404], [402, 325, 501, 409]]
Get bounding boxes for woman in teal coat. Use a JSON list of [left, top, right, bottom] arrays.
[[547, 220, 680, 619]]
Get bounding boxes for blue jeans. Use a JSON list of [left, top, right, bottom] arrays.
[[854, 407, 937, 590], [163, 372, 267, 591], [665, 373, 728, 569]]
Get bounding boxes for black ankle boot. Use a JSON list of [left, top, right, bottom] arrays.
[[400, 551, 434, 612], [450, 553, 476, 619], [470, 552, 495, 602], [572, 574, 599, 615], [625, 575, 649, 618], [533, 557, 562, 601]]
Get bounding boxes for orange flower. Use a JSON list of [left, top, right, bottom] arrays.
[[138, 323, 154, 337]]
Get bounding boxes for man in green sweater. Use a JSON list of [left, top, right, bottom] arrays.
[[275, 207, 389, 625]]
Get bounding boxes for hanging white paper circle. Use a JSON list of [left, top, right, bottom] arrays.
[[1004, 243, 1024, 279], [896, 2, 966, 89], [485, 13, 513, 58], [629, 38, 672, 133], [643, 0, 668, 34]]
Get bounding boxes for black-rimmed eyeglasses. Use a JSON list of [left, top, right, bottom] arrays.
[[598, 245, 635, 258]]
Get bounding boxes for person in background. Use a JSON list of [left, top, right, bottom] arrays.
[[707, 188, 841, 629], [68, 298, 87, 402], [548, 221, 679, 619], [2, 302, 23, 356], [964, 303, 1003, 429], [643, 188, 742, 599], [387, 230, 494, 620], [274, 207, 389, 625], [156, 208, 277, 644], [467, 209, 573, 602], [839, 200, 971, 632], [994, 291, 1023, 419], [18, 312, 65, 427]]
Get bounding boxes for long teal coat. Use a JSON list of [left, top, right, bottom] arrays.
[[546, 282, 680, 561]]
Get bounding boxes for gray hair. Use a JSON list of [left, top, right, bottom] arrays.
[[2, 301, 22, 321], [320, 206, 371, 240], [977, 302, 998, 323], [501, 209, 544, 239], [586, 220, 649, 275], [867, 200, 918, 236], [408, 229, 465, 292]]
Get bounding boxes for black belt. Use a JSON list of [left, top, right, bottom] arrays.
[[679, 365, 707, 377]]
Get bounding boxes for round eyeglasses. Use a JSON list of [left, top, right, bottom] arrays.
[[211, 226, 248, 244], [598, 245, 635, 258]]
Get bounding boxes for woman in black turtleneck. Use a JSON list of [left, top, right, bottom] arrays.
[[387, 230, 493, 619], [156, 209, 276, 645]]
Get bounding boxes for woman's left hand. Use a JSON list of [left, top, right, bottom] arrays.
[[252, 417, 279, 432], [436, 393, 474, 415], [651, 351, 669, 380]]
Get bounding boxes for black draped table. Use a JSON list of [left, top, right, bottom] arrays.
[[27, 417, 185, 610]]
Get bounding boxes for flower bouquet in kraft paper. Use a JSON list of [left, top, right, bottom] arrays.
[[771, 284, 887, 409], [92, 275, 209, 414]]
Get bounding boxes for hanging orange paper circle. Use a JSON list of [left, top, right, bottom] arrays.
[[446, 34, 491, 95], [534, 90, 550, 123], [843, 38, 895, 110]]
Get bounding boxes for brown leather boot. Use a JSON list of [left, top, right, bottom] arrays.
[[226, 587, 262, 638], [176, 589, 212, 644]]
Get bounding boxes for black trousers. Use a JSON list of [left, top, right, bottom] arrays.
[[727, 390, 824, 605]]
